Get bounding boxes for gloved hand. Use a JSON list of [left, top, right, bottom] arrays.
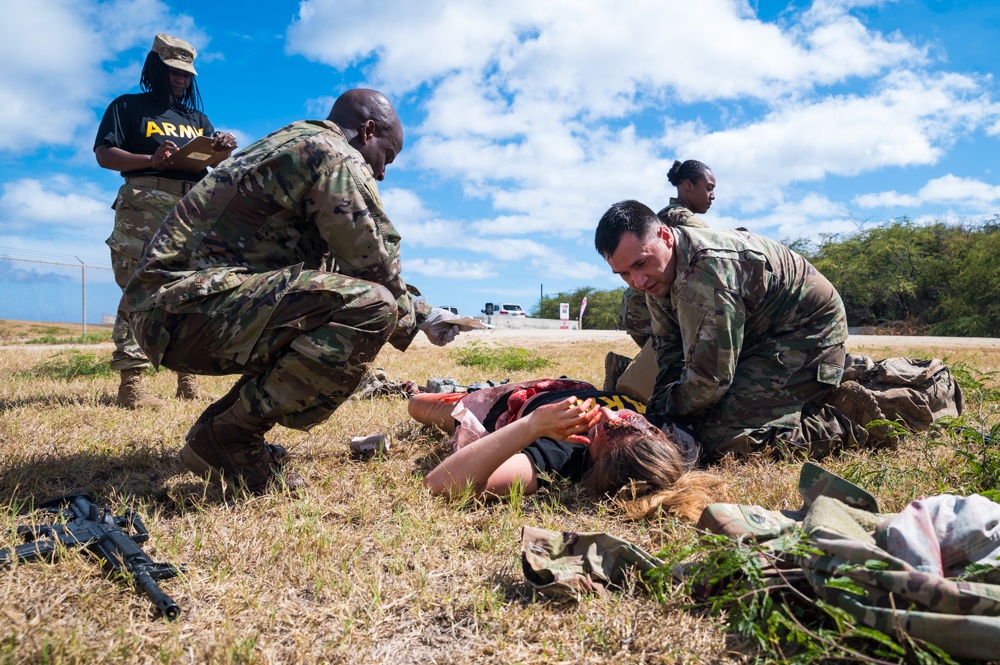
[[420, 307, 472, 346]]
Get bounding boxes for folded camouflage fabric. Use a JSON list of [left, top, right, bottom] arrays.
[[520, 526, 661, 599], [695, 467, 1000, 660], [798, 501, 1000, 660], [521, 462, 1000, 659], [695, 461, 881, 542]]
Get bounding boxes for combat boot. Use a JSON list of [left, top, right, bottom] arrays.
[[116, 368, 167, 409], [603, 352, 633, 392], [176, 373, 213, 400], [187, 375, 288, 463], [180, 396, 305, 494], [825, 381, 895, 449]]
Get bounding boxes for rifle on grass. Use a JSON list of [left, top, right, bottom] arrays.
[[0, 494, 181, 620]]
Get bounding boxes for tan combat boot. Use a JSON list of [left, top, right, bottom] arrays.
[[181, 395, 305, 494], [825, 381, 896, 449], [116, 368, 167, 409], [176, 373, 213, 400]]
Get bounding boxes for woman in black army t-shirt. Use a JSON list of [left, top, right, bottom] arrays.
[[414, 379, 725, 521], [95, 34, 237, 409]]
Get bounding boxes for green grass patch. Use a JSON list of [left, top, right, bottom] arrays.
[[17, 350, 117, 380], [648, 531, 959, 664], [24, 330, 113, 345], [451, 341, 551, 372]]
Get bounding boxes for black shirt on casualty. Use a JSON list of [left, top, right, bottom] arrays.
[[94, 92, 215, 182], [477, 388, 646, 484]]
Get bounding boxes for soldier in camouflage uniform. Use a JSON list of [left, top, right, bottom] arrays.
[[608, 161, 715, 389], [124, 89, 465, 493], [597, 200, 883, 463], [94, 34, 236, 408]]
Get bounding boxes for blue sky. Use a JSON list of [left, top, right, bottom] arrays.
[[1, 0, 999, 321]]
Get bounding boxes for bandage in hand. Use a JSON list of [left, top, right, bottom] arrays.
[[420, 307, 469, 346]]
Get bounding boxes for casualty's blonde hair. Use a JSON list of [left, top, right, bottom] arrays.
[[584, 424, 726, 521]]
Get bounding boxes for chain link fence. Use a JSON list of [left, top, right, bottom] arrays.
[[0, 254, 120, 334]]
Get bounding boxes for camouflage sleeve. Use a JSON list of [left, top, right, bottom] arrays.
[[305, 154, 419, 350], [620, 287, 652, 347], [645, 298, 685, 424], [647, 268, 745, 421]]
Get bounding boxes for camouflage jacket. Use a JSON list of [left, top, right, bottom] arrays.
[[655, 198, 709, 229], [618, 201, 709, 346], [647, 227, 847, 419], [124, 120, 423, 351]]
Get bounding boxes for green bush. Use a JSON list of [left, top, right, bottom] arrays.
[[534, 286, 625, 330], [800, 217, 1000, 336], [451, 342, 550, 372], [18, 350, 117, 380], [24, 330, 113, 345]]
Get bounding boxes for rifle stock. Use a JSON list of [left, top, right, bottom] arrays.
[[0, 494, 182, 620]]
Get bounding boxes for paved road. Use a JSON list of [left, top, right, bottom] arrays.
[[414, 329, 1000, 348], [4, 333, 998, 351]]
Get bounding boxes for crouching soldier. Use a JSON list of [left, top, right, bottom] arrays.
[[124, 89, 467, 493]]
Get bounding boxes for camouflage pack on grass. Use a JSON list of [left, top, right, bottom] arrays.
[[844, 354, 964, 431]]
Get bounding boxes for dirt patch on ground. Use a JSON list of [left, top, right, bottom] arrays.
[[0, 319, 112, 344]]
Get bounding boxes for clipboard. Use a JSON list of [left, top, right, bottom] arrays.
[[168, 135, 232, 172]]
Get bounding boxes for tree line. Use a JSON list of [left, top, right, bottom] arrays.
[[533, 219, 999, 337]]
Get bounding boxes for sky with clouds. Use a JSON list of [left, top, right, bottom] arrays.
[[0, 0, 998, 322]]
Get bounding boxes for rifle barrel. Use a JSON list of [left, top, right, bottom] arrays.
[[134, 568, 181, 621]]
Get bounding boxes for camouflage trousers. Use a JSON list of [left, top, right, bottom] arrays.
[[129, 270, 398, 431], [107, 183, 181, 371], [695, 342, 867, 462]]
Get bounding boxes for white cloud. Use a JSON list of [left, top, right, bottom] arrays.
[[380, 188, 433, 225], [854, 174, 1000, 209], [287, 0, 920, 105], [0, 177, 113, 233], [528, 254, 607, 282], [670, 71, 998, 212], [404, 257, 500, 279], [286, 0, 997, 241], [0, 0, 206, 152]]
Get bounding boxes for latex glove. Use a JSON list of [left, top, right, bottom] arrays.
[[420, 307, 466, 346]]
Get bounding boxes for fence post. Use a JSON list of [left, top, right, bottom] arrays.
[[76, 256, 86, 336]]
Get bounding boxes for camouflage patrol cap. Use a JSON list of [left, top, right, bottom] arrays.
[[151, 34, 198, 76]]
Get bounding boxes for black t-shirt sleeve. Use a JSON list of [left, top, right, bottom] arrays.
[[94, 95, 131, 151], [520, 438, 589, 484]]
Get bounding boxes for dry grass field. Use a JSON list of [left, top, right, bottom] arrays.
[[1, 325, 998, 664]]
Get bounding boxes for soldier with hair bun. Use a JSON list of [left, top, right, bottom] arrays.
[[660, 158, 715, 225]]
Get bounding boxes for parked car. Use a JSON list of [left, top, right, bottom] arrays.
[[439, 306, 460, 316], [493, 303, 527, 316]]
